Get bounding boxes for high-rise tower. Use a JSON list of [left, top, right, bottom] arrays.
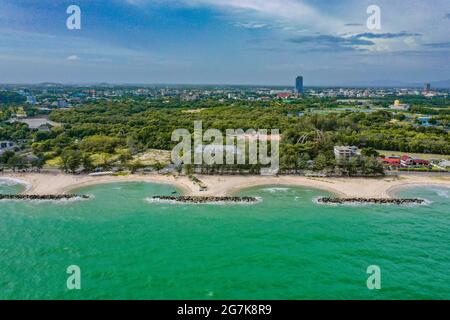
[[295, 76, 304, 94]]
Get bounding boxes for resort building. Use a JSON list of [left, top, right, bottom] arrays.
[[400, 155, 430, 168], [334, 146, 360, 161], [381, 156, 401, 167]]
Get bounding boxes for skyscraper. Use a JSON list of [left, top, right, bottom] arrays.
[[425, 83, 431, 92], [295, 76, 304, 94]]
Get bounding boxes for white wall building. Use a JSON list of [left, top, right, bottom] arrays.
[[334, 146, 360, 161]]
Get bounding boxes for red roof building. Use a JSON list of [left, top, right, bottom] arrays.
[[381, 156, 401, 166], [276, 92, 291, 99]]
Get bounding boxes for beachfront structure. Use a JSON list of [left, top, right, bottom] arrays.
[[381, 156, 401, 167], [0, 141, 14, 154], [380, 154, 431, 169], [389, 100, 410, 111], [400, 155, 430, 168], [334, 146, 360, 161]]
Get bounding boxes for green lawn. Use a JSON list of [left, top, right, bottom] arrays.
[[377, 150, 450, 160]]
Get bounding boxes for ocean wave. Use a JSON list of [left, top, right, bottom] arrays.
[[261, 187, 291, 193], [0, 195, 91, 204], [432, 188, 449, 199], [0, 177, 32, 191]]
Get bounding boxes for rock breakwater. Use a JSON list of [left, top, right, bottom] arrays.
[[151, 196, 258, 204], [0, 194, 89, 201], [318, 197, 424, 205]]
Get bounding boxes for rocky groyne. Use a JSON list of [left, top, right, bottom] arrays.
[[0, 194, 89, 201], [151, 196, 258, 204], [318, 197, 425, 205]]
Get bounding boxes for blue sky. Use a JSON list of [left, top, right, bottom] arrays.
[[0, 0, 449, 85]]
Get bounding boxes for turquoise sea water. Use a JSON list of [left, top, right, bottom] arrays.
[[0, 179, 25, 195], [0, 180, 449, 299]]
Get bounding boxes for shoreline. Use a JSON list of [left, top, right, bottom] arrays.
[[386, 182, 450, 198], [1, 172, 450, 198]]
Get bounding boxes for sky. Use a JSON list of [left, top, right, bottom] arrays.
[[0, 0, 449, 85]]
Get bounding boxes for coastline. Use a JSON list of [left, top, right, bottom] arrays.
[[386, 182, 450, 198], [1, 172, 450, 198]]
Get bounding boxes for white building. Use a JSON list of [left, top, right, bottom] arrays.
[[334, 146, 360, 161]]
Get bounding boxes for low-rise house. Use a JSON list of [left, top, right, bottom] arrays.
[[400, 155, 430, 168], [380, 156, 401, 167]]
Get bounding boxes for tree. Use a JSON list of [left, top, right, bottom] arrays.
[[0, 150, 15, 165], [82, 153, 94, 172], [127, 160, 143, 173], [361, 147, 379, 157], [7, 155, 26, 171], [153, 162, 166, 171], [313, 153, 328, 171], [60, 150, 82, 173], [362, 156, 384, 176], [183, 164, 194, 175], [30, 157, 45, 171]]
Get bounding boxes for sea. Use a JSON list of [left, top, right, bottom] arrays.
[[0, 178, 449, 299]]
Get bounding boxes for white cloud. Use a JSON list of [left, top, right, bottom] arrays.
[[66, 55, 80, 61]]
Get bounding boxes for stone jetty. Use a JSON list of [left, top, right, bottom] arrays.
[[318, 197, 424, 205], [151, 196, 258, 203], [0, 194, 89, 201]]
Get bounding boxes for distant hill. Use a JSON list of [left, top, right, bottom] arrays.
[[350, 79, 450, 89], [430, 80, 450, 89]]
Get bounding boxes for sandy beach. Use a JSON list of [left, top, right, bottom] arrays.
[[1, 172, 449, 198]]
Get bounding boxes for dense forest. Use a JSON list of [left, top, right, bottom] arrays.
[[1, 97, 449, 175]]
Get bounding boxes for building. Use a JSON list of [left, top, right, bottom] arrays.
[[0, 141, 14, 154], [26, 96, 37, 105], [389, 100, 410, 111], [334, 146, 360, 161], [400, 155, 430, 168], [276, 92, 291, 99], [381, 156, 401, 167], [417, 116, 432, 127], [57, 100, 68, 108], [425, 83, 431, 92], [295, 76, 304, 94]]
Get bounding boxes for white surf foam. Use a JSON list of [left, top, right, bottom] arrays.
[[261, 187, 291, 193], [0, 177, 32, 191]]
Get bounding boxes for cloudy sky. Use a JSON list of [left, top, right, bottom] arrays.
[[0, 0, 449, 85]]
